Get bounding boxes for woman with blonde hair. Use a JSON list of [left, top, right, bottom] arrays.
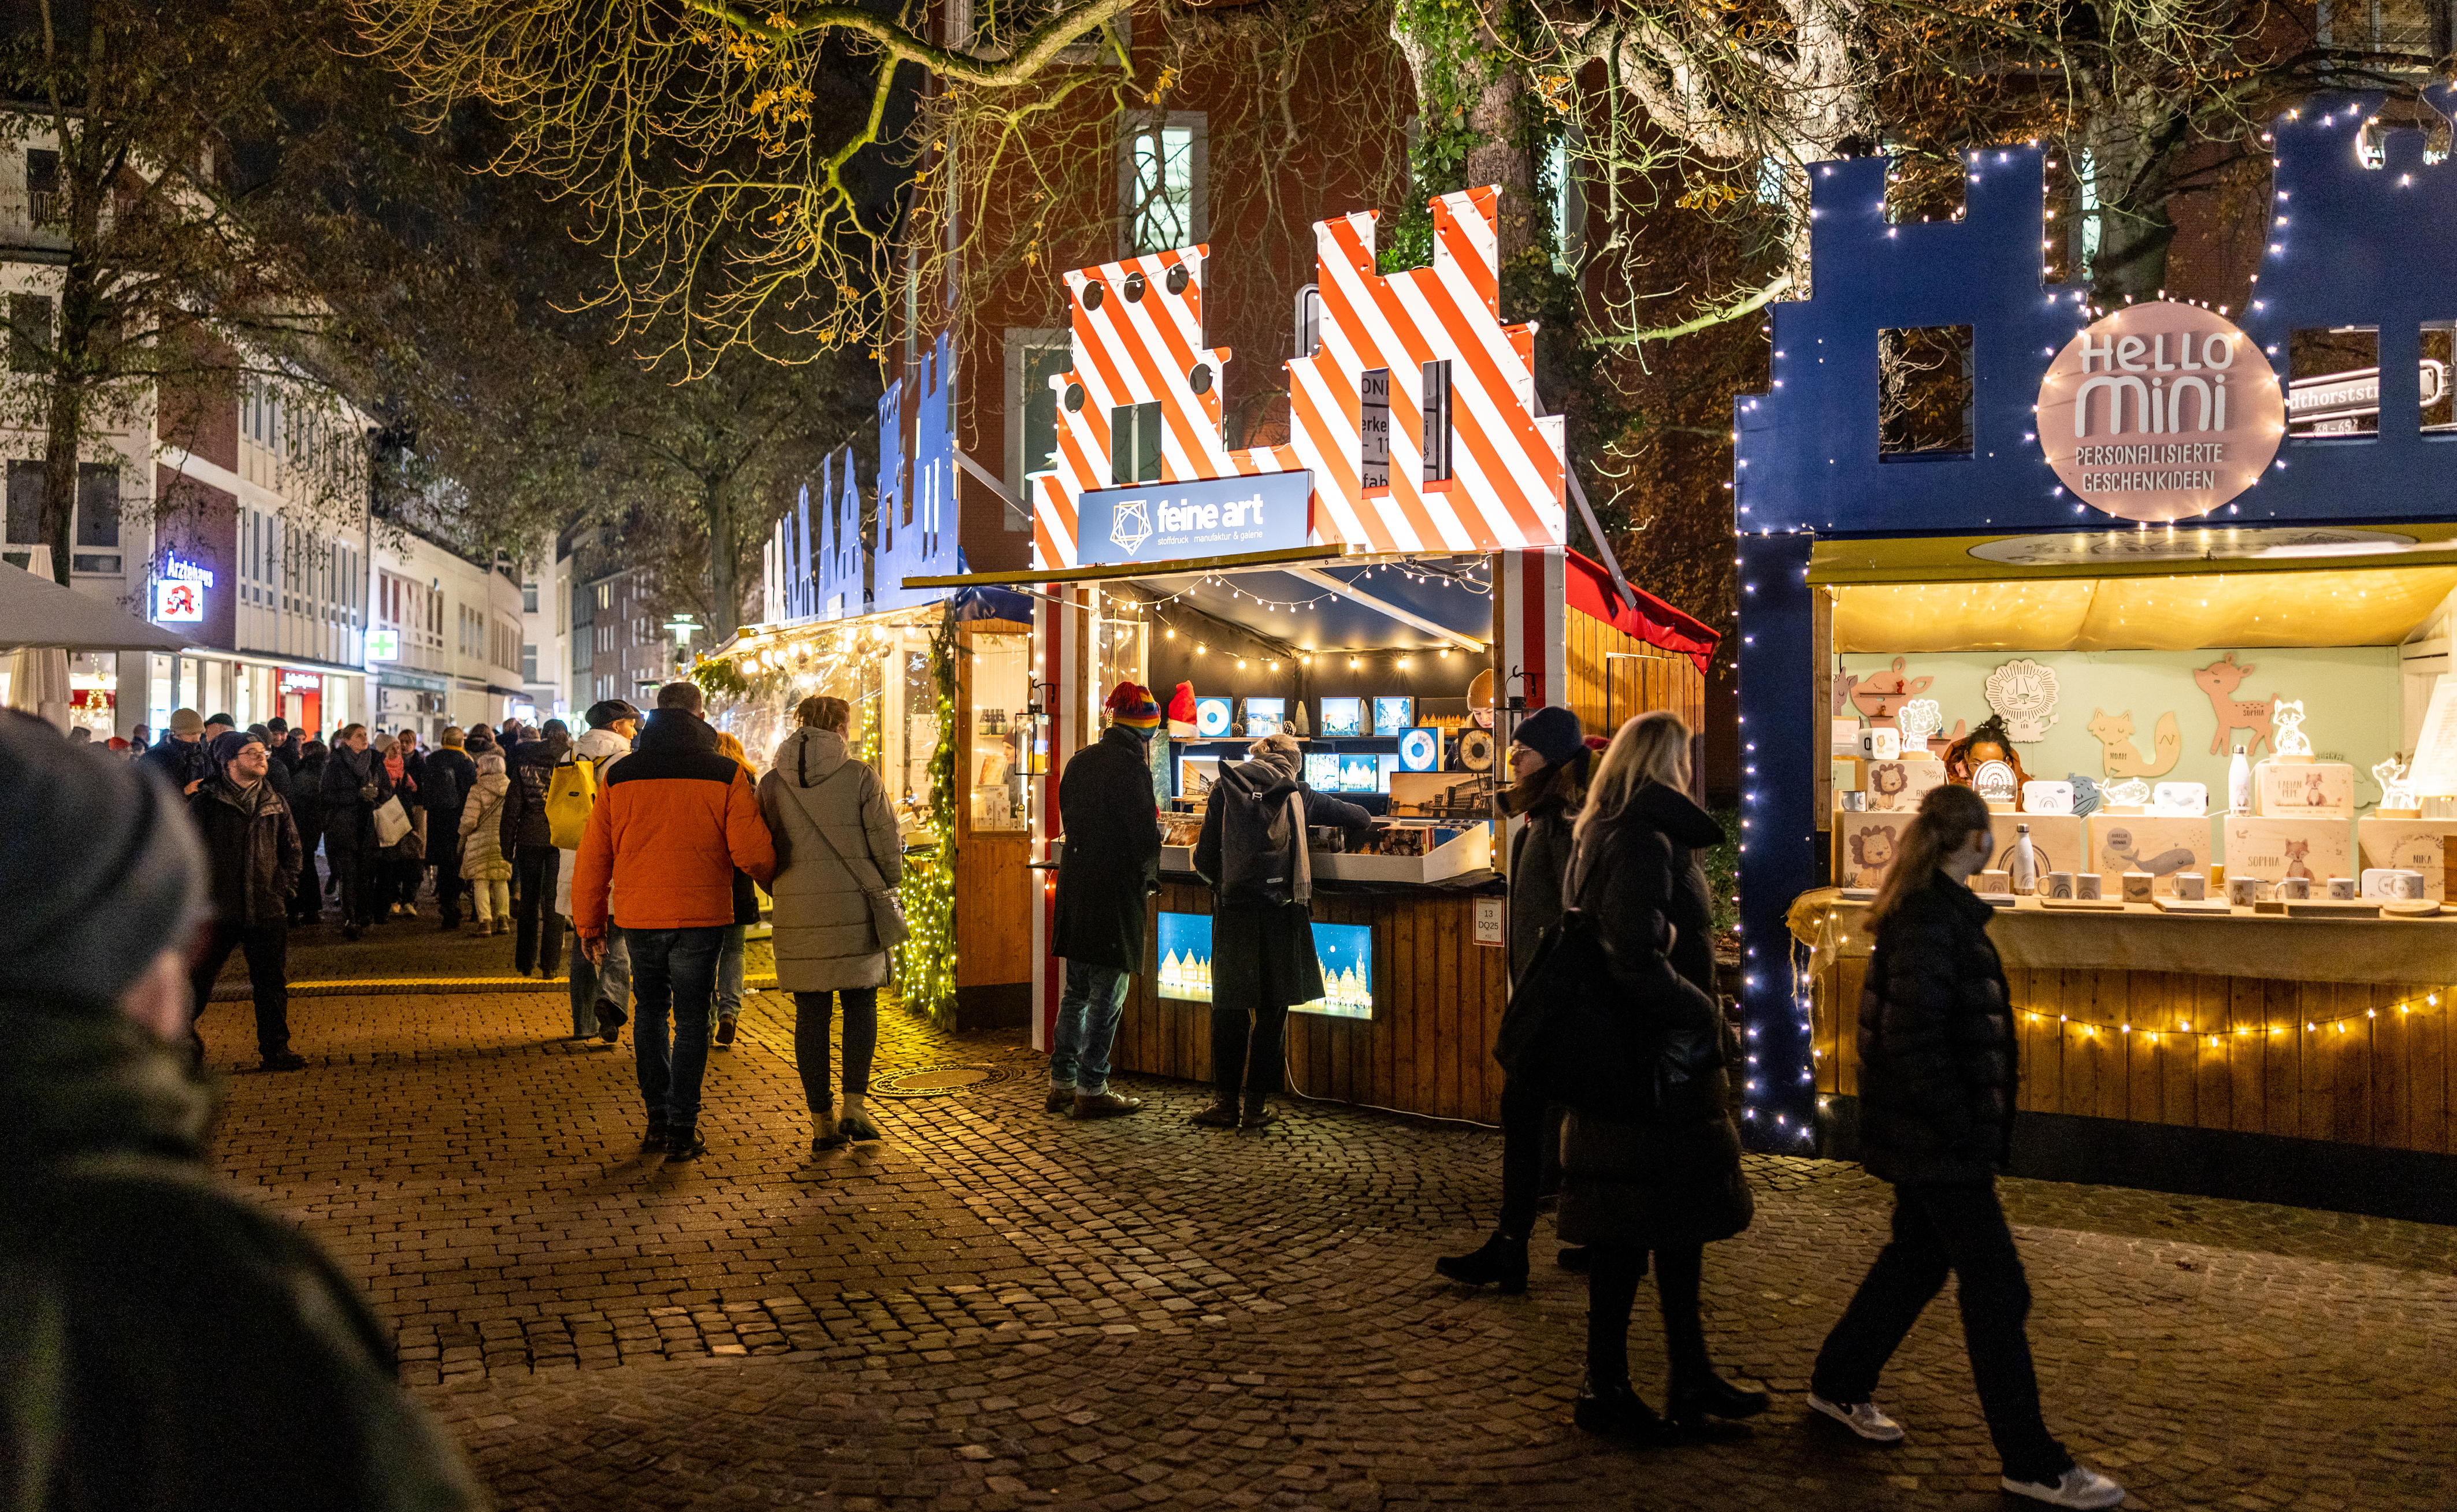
[[1553, 710, 1762, 1444], [758, 693, 902, 1150]]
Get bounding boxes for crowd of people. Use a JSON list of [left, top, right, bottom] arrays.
[[17, 672, 2124, 1509]]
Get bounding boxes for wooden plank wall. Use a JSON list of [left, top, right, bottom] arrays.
[[1564, 614, 1703, 742], [1812, 959, 2455, 1155], [955, 834, 1033, 987], [1109, 882, 1512, 1123]]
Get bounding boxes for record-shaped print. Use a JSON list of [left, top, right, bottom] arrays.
[[1456, 728, 1494, 772], [1195, 697, 1230, 737], [1397, 728, 1441, 771]]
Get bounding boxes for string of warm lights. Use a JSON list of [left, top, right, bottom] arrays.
[[889, 605, 962, 1028]]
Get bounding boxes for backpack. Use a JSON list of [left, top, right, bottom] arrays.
[[545, 755, 604, 849], [1214, 766, 1309, 908]]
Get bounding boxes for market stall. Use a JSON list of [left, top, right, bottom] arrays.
[[1734, 97, 2457, 1219], [907, 186, 1719, 1122]]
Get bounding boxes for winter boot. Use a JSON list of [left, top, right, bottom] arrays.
[[1434, 1231, 1530, 1293], [1239, 1091, 1275, 1130], [837, 1094, 881, 1142]]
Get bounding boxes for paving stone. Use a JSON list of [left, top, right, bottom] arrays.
[[195, 968, 2457, 1511]]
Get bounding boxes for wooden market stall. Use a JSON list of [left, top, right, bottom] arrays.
[[1731, 101, 2457, 1220]]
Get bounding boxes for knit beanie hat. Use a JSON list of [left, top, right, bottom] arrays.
[[167, 707, 203, 736], [0, 714, 205, 1010], [1107, 681, 1161, 731], [1514, 705, 1586, 770], [208, 730, 263, 771]]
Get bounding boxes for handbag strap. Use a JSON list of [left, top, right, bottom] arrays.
[[1286, 791, 1312, 905], [801, 762, 888, 891]]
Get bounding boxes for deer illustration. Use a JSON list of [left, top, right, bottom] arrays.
[[2194, 652, 2275, 756]]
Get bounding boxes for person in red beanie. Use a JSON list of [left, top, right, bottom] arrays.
[[1045, 681, 1164, 1117]]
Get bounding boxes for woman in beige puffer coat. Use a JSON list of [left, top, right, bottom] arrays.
[[458, 752, 514, 934], [758, 696, 902, 1152]]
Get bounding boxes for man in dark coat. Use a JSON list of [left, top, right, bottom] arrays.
[[0, 714, 489, 1511], [1046, 682, 1165, 1120], [290, 739, 329, 923], [137, 705, 213, 796], [1191, 731, 1373, 1130], [185, 730, 305, 1072], [426, 727, 478, 930], [320, 724, 392, 939], [500, 718, 571, 975]]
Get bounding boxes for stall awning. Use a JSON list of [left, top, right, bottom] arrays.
[[0, 564, 191, 653], [1564, 549, 1720, 673]]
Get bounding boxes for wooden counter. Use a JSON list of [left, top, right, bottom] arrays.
[[1789, 887, 2457, 1220], [1108, 879, 1511, 1124]]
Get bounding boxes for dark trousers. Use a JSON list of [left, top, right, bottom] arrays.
[[630, 925, 725, 1130], [327, 841, 376, 927], [513, 844, 563, 974], [1209, 1002, 1289, 1099], [389, 852, 426, 909], [1810, 1182, 2070, 1483], [430, 809, 465, 924], [1496, 1075, 1568, 1239], [793, 987, 879, 1116], [1586, 1242, 1707, 1390], [184, 921, 291, 1064], [292, 841, 322, 922]]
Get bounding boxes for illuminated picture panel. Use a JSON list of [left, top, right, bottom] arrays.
[[1154, 912, 1374, 1019]]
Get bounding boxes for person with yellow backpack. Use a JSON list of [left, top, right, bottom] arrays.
[[554, 700, 639, 1041]]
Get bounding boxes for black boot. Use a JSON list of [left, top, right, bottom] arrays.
[[1435, 1232, 1530, 1294], [1573, 1380, 1670, 1445], [1665, 1372, 1770, 1435], [1190, 1098, 1241, 1128], [1239, 1091, 1275, 1130]]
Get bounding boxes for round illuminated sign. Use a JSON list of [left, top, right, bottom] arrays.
[[2036, 302, 2285, 523]]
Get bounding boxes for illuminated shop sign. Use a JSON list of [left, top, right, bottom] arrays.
[[366, 629, 400, 661], [1076, 470, 1312, 567], [2036, 302, 2285, 523], [164, 553, 214, 586], [1154, 911, 1373, 1019], [279, 670, 322, 693], [154, 579, 204, 622]]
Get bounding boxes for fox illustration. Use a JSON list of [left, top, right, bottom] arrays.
[[2087, 708, 2183, 779]]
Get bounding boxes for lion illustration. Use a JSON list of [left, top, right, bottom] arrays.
[[1868, 763, 1910, 811], [1846, 826, 1898, 887]]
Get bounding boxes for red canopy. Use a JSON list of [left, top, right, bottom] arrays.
[[1563, 549, 1720, 673]]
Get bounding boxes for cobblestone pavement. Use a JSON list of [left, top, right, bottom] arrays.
[[198, 982, 2457, 1511]]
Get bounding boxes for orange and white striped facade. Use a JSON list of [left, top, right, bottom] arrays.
[[1029, 186, 1567, 569]]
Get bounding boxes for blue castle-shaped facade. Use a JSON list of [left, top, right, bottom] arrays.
[[1734, 91, 2457, 1149]]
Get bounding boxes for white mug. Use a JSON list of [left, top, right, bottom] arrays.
[[2326, 876, 2358, 900], [2395, 870, 2429, 900], [2225, 875, 2266, 905], [2043, 871, 2075, 899], [1976, 869, 2012, 895], [2277, 876, 2311, 900], [2075, 872, 2103, 900], [2173, 872, 2207, 900]]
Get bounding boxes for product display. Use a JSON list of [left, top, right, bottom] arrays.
[[1317, 697, 1363, 738], [1372, 696, 1414, 735], [1195, 697, 1231, 737]]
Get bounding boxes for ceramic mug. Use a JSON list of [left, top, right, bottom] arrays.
[[2121, 871, 2155, 903], [2225, 876, 2266, 906], [2276, 876, 2311, 900], [2395, 870, 2429, 900], [2076, 872, 2103, 900], [1976, 869, 2012, 895], [2327, 876, 2358, 900], [2043, 871, 2075, 899], [2173, 872, 2207, 900]]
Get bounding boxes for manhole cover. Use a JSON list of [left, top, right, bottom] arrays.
[[871, 1063, 1013, 1098]]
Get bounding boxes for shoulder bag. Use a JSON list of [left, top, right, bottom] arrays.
[[801, 751, 910, 949]]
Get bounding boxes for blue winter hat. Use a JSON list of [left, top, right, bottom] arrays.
[[1512, 705, 1586, 769]]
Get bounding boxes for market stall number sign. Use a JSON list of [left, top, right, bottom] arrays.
[[1473, 897, 1505, 948], [1155, 911, 1373, 1019], [2036, 302, 2284, 523], [1077, 469, 1312, 567]]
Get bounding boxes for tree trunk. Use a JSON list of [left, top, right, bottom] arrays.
[[40, 376, 81, 586], [2080, 95, 2177, 304], [704, 473, 738, 641], [1465, 57, 1536, 269]]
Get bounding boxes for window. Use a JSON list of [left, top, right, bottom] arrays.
[[1877, 325, 1974, 459], [2074, 150, 2103, 281], [1293, 285, 1319, 358], [1420, 361, 1453, 485], [8, 294, 50, 373], [2425, 321, 2455, 433], [1360, 369, 1391, 490], [522, 642, 538, 682], [522, 582, 539, 613], [1005, 330, 1071, 526], [1109, 400, 1163, 485], [1121, 114, 1205, 255], [24, 148, 56, 227], [74, 463, 116, 548], [6, 460, 41, 543]]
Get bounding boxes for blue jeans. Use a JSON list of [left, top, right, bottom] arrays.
[[567, 922, 630, 1037], [717, 923, 745, 1021], [629, 924, 725, 1130], [1051, 961, 1130, 1095]]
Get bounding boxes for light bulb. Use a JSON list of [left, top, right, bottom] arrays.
[[1165, 627, 1175, 640], [1348, 657, 1360, 669], [1236, 658, 1247, 669]]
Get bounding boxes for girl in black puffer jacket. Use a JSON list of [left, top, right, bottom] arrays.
[[1557, 711, 1762, 1444], [1806, 783, 2124, 1510]]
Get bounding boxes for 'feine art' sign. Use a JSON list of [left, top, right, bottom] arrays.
[[2036, 302, 2285, 523]]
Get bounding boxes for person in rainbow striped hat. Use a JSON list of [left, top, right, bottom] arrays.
[[1045, 681, 1163, 1118]]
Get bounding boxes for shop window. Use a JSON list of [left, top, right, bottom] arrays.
[[2422, 322, 2454, 433], [5, 459, 40, 542], [1004, 330, 1068, 526], [1420, 361, 1453, 485], [1877, 325, 1973, 459], [1360, 367, 1391, 490], [1120, 114, 1205, 256], [2288, 325, 2379, 438], [7, 294, 48, 372], [1109, 400, 1162, 485], [1882, 150, 1965, 225]]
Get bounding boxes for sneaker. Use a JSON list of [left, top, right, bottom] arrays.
[[403, 902, 420, 919], [837, 1110, 881, 1142], [1806, 1393, 1905, 1443], [1044, 1085, 1076, 1114], [665, 1127, 708, 1161], [597, 1003, 627, 1043], [2001, 1466, 2125, 1509], [714, 1017, 737, 1049]]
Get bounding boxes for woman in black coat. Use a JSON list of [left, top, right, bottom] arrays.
[[288, 741, 328, 924], [1438, 704, 1590, 1291], [1805, 783, 2122, 1508], [1555, 711, 1762, 1443], [319, 725, 391, 940]]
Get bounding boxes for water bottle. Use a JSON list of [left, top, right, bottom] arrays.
[[2011, 823, 2037, 894], [2228, 744, 2253, 815]]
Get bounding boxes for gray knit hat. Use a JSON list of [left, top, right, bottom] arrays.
[[0, 712, 206, 1009]]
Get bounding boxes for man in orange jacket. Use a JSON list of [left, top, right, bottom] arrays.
[[574, 682, 777, 1161]]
